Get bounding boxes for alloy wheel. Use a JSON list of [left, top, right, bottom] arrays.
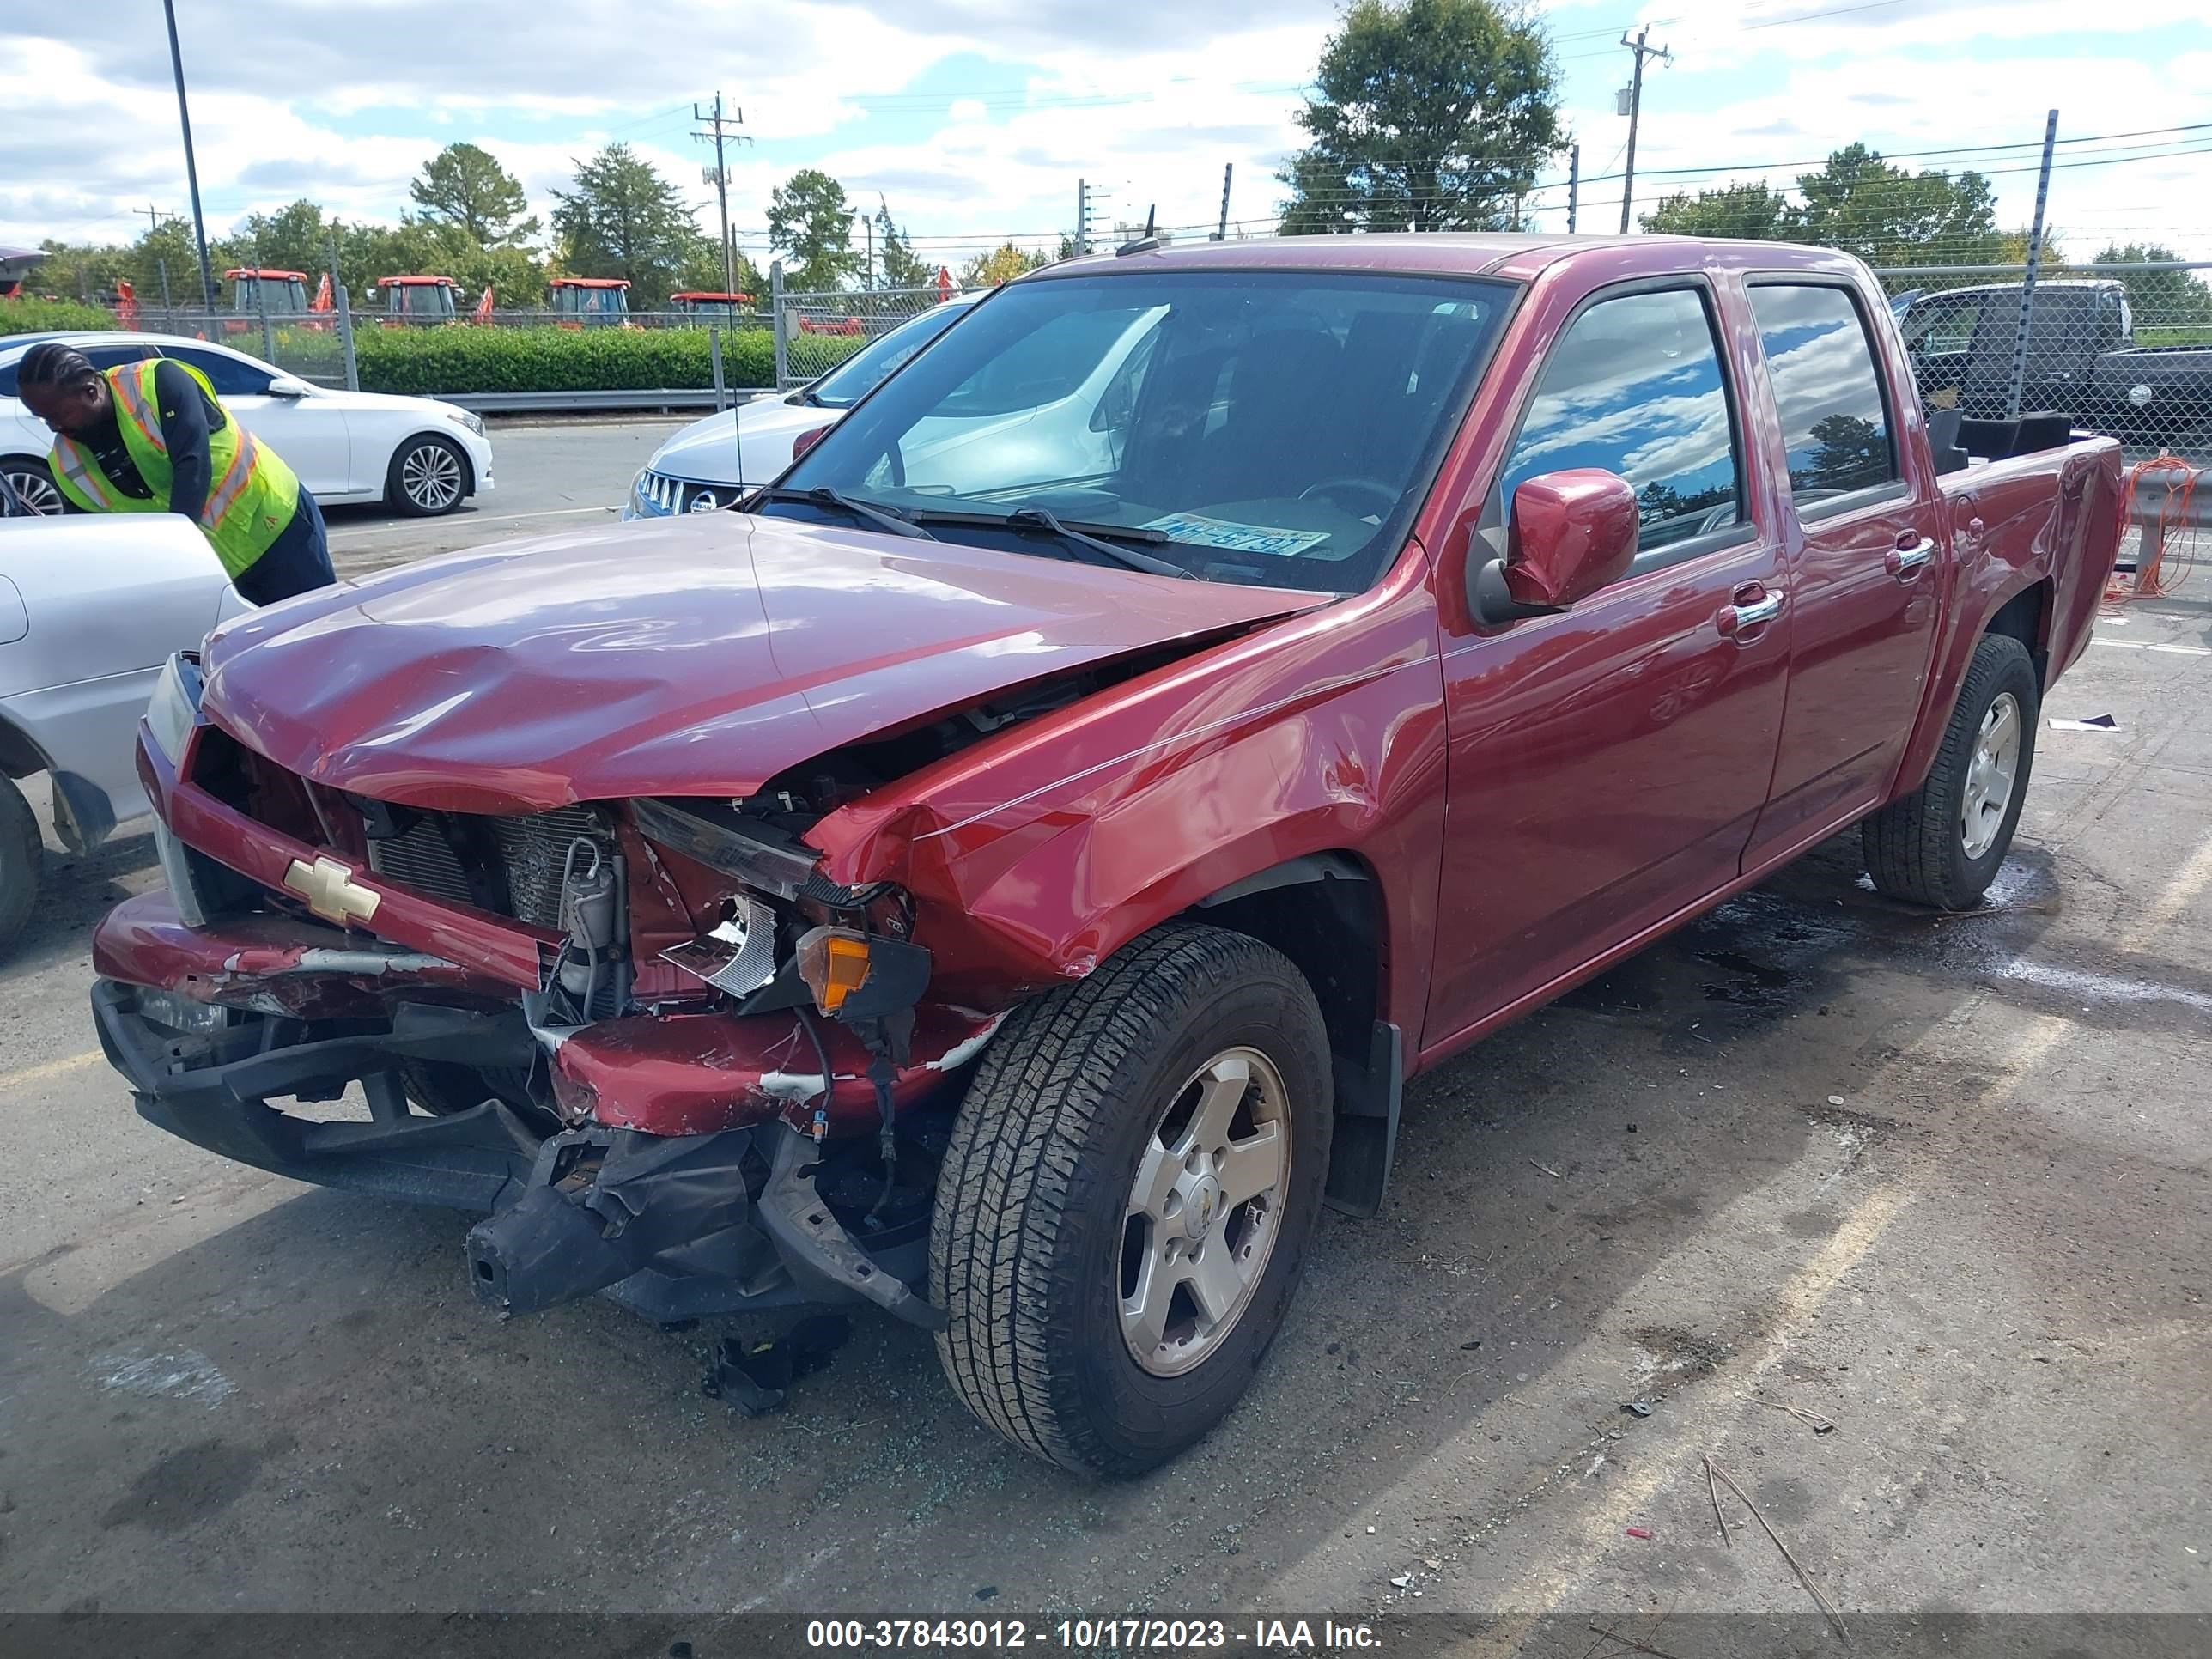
[[1120, 1045, 1291, 1377], [401, 443, 464, 512], [1961, 691, 2021, 860]]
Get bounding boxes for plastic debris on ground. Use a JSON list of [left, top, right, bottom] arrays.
[[702, 1313, 854, 1416]]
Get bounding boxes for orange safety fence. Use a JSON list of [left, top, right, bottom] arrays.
[[2108, 454, 2201, 602]]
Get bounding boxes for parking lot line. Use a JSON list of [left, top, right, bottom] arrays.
[[2118, 832, 2212, 954], [0, 1050, 101, 1092], [1453, 1006, 2073, 1653]]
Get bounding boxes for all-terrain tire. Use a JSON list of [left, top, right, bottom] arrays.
[[931, 921, 1332, 1477], [0, 775, 44, 954], [1863, 633, 2039, 909]]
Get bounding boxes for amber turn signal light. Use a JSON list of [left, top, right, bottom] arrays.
[[798, 927, 873, 1014]]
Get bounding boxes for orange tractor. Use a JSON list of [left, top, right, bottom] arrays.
[[370, 274, 463, 324], [549, 277, 631, 328]]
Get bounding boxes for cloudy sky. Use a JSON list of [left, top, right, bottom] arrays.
[[7, 0, 2211, 267]]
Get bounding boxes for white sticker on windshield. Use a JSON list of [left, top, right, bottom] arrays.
[[1142, 513, 1330, 557]]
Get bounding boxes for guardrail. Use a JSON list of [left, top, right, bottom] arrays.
[[438, 387, 775, 416]]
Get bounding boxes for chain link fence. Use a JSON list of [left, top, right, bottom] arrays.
[[1871, 261, 2212, 459], [770, 279, 960, 389]]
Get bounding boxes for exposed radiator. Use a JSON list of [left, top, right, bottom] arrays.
[[366, 805, 614, 931]]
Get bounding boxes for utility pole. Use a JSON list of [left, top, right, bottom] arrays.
[[1567, 144, 1580, 234], [692, 93, 750, 297], [140, 204, 166, 237], [2008, 109, 2061, 422], [160, 0, 216, 310], [1077, 179, 1088, 255], [1213, 163, 1233, 241], [1618, 27, 1672, 234]]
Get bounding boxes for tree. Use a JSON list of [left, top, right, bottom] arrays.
[[874, 203, 932, 289], [1278, 0, 1560, 234], [1795, 143, 2001, 267], [2091, 243, 2212, 331], [1642, 181, 1799, 240], [219, 198, 333, 281], [410, 143, 538, 246], [961, 243, 1049, 287], [675, 234, 764, 299], [1638, 146, 2002, 268], [550, 143, 702, 307], [768, 169, 860, 291]]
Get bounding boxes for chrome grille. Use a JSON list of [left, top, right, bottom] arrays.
[[640, 471, 724, 515]]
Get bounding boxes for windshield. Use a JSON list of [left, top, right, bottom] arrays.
[[807, 303, 969, 409], [767, 270, 1510, 592]]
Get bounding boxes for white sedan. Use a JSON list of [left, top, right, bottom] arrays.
[[0, 478, 247, 951], [623, 298, 972, 518], [0, 331, 495, 517]]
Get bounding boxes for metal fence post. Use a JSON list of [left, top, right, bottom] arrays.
[[335, 280, 359, 392], [710, 325, 727, 411], [2007, 109, 2060, 422], [771, 261, 789, 391]]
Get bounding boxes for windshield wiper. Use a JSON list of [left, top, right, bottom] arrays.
[[890, 503, 1193, 580], [752, 486, 937, 541], [1005, 507, 1195, 580]]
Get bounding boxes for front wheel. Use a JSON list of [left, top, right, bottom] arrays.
[[386, 435, 470, 516], [932, 922, 1333, 1476], [1863, 633, 2039, 909], [1, 458, 64, 516]]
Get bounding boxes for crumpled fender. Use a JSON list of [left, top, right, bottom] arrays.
[[806, 574, 1449, 1029]]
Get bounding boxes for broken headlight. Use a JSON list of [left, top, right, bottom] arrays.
[[144, 653, 203, 765]]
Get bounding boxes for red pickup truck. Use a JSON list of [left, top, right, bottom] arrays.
[[91, 235, 2119, 1476]]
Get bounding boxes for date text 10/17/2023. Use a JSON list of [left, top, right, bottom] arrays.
[[804, 1619, 1384, 1650]]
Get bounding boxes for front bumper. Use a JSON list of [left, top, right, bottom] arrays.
[[92, 974, 946, 1327]]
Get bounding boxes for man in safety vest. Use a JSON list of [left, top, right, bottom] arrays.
[[16, 343, 334, 606]]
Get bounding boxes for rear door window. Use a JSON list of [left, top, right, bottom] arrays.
[[1749, 284, 1896, 503], [1499, 286, 1743, 556], [160, 345, 272, 397]]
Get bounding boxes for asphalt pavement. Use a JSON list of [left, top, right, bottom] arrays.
[[323, 416, 689, 577], [0, 434, 2207, 1639]]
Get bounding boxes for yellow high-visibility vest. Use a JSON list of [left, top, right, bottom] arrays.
[[49, 358, 301, 580]]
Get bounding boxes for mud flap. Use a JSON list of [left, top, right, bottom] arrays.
[[1324, 1020, 1401, 1219], [756, 1125, 949, 1331]]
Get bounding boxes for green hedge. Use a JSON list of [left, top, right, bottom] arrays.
[[3, 307, 873, 398], [0, 297, 119, 337], [349, 325, 785, 395]]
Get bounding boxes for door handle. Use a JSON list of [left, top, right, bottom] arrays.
[[1716, 587, 1784, 640], [1887, 536, 1936, 580]]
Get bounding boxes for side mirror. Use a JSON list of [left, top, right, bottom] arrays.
[[1469, 469, 1639, 627], [266, 375, 312, 398]]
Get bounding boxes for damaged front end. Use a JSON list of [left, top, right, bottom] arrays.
[[92, 659, 1006, 1329]]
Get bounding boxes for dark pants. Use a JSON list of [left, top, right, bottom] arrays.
[[233, 489, 335, 606]]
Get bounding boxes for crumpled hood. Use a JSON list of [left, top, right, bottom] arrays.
[[647, 396, 834, 487], [200, 513, 1321, 814]]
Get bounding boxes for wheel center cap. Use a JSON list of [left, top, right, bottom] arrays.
[[1185, 1174, 1224, 1240]]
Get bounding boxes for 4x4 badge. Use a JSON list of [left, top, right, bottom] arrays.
[[283, 856, 381, 927]]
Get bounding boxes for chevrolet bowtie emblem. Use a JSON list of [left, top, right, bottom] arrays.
[[283, 855, 381, 927]]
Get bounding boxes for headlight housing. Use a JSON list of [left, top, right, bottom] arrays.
[[447, 406, 487, 438], [144, 653, 203, 764]]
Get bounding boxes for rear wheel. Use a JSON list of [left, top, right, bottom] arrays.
[[385, 435, 469, 516], [1863, 633, 2039, 909], [932, 922, 1332, 1476], [0, 775, 45, 954], [1, 458, 64, 516]]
